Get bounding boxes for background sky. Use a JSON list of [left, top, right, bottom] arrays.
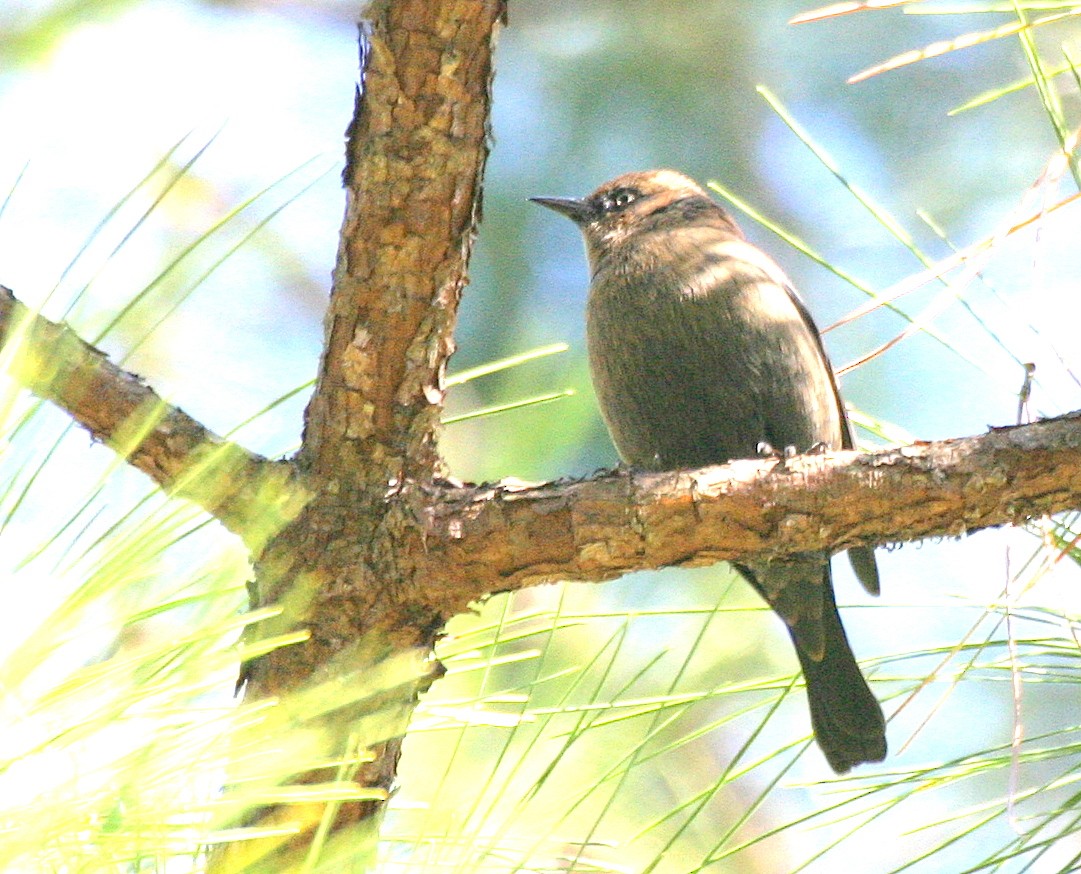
[[3, 1, 1081, 871]]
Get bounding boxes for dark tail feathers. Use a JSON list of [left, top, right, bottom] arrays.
[[739, 560, 886, 773], [789, 583, 886, 773]]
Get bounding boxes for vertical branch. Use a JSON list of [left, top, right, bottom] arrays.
[[300, 0, 507, 487], [229, 3, 507, 860]]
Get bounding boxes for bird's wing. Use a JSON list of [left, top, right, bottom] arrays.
[[781, 282, 854, 450], [784, 282, 881, 596]]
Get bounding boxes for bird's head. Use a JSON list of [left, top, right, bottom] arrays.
[[531, 169, 741, 270]]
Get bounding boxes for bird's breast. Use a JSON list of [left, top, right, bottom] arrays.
[[585, 238, 843, 471]]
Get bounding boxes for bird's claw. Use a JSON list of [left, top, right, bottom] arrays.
[[757, 441, 801, 460]]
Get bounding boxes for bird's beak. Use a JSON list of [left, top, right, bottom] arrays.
[[530, 195, 591, 224]]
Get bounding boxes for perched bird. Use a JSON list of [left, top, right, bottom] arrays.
[[532, 169, 886, 773]]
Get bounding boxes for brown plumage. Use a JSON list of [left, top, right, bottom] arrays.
[[533, 169, 886, 773]]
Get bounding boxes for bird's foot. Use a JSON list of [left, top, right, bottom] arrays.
[[757, 441, 800, 460]]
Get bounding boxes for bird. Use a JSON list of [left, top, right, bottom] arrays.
[[532, 169, 886, 773]]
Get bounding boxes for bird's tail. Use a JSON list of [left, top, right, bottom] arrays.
[[739, 559, 886, 773], [790, 588, 886, 773]]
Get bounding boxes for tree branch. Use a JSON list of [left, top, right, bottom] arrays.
[[299, 0, 506, 486], [0, 285, 307, 550], [239, 0, 506, 849], [8, 255, 1078, 613], [410, 412, 1081, 612]]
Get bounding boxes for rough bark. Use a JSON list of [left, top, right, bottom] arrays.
[[235, 0, 508, 859], [299, 0, 503, 487], [409, 413, 1081, 611]]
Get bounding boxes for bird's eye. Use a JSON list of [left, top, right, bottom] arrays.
[[601, 188, 638, 212]]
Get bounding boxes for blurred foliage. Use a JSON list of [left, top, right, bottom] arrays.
[[0, 349, 422, 871]]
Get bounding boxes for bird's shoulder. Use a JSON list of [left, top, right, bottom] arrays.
[[593, 221, 800, 309]]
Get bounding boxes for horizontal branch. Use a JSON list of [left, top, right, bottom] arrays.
[[0, 285, 307, 548], [411, 412, 1081, 613], [6, 283, 1080, 625]]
